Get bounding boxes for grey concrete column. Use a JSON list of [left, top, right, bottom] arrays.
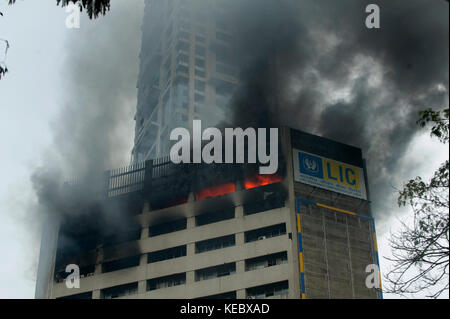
[[92, 289, 101, 299], [237, 289, 246, 299], [141, 227, 149, 239], [187, 242, 196, 256], [142, 201, 150, 214], [236, 232, 245, 246], [187, 270, 195, 285], [94, 263, 102, 275], [235, 205, 244, 218], [140, 254, 147, 266], [138, 280, 147, 295], [236, 260, 245, 274], [187, 216, 196, 229]]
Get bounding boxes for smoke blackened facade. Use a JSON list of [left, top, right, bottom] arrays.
[[36, 127, 381, 299]]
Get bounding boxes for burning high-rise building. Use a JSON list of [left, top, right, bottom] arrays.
[[35, 127, 381, 299], [34, 0, 382, 300]]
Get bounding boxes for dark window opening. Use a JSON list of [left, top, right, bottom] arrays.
[[147, 273, 186, 291], [149, 218, 187, 237], [102, 282, 138, 299], [243, 194, 285, 216], [245, 223, 286, 243], [57, 291, 93, 299], [195, 263, 236, 281], [102, 255, 140, 273], [148, 245, 186, 263], [196, 209, 234, 226], [245, 252, 288, 271], [200, 291, 236, 299], [246, 281, 289, 299], [55, 264, 95, 283], [195, 234, 235, 253]]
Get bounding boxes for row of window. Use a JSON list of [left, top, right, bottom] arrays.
[[101, 224, 287, 275], [58, 280, 289, 300], [59, 201, 286, 279]]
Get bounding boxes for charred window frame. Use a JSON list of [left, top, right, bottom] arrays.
[[149, 218, 187, 237], [102, 255, 141, 273], [243, 193, 285, 216], [57, 291, 93, 299], [196, 209, 235, 227]]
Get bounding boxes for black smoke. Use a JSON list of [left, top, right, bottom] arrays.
[[31, 0, 144, 277], [225, 0, 449, 219]]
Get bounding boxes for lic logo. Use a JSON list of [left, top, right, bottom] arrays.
[[303, 157, 318, 174], [299, 152, 324, 178]]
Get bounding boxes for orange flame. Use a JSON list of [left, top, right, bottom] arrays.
[[244, 173, 283, 190], [196, 183, 236, 201]]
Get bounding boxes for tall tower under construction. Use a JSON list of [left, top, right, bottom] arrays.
[[132, 0, 238, 162]]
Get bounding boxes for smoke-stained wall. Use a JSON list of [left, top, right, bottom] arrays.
[[33, 0, 144, 297]]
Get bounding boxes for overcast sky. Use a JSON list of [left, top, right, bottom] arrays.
[[0, 0, 448, 299]]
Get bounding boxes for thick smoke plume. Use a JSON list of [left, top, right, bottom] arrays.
[[226, 0, 449, 220], [32, 0, 144, 272]]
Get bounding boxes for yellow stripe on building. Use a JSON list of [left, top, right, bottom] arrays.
[[299, 252, 304, 273], [317, 203, 357, 216]]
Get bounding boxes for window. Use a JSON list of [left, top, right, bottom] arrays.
[[196, 209, 234, 226], [195, 263, 236, 281], [149, 218, 187, 237], [194, 93, 205, 104], [195, 79, 205, 92], [178, 30, 190, 41], [102, 282, 138, 299], [243, 194, 285, 216], [245, 252, 288, 271], [177, 40, 190, 52], [57, 292, 93, 299], [196, 35, 206, 43], [196, 234, 235, 253], [177, 53, 189, 66], [196, 45, 206, 57], [195, 58, 206, 68], [176, 65, 189, 76], [102, 255, 141, 273], [246, 281, 289, 299], [195, 69, 206, 78], [245, 223, 286, 243], [147, 273, 186, 291], [55, 264, 95, 283], [200, 291, 236, 299], [148, 245, 186, 263]]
